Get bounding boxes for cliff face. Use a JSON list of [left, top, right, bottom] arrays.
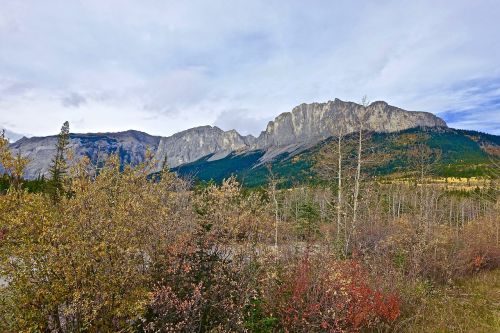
[[153, 126, 256, 168], [255, 99, 446, 149], [10, 127, 254, 178], [9, 99, 447, 179], [9, 130, 162, 178]]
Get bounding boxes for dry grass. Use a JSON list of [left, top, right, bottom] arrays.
[[377, 176, 493, 191], [396, 269, 500, 333]]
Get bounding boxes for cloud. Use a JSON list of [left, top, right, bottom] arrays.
[[140, 67, 212, 114], [0, 80, 34, 98], [213, 109, 270, 136], [0, 0, 499, 136], [62, 92, 87, 108], [1, 126, 25, 142]]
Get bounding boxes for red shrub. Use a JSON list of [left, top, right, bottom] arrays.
[[269, 254, 400, 332], [139, 228, 251, 332], [0, 227, 7, 241], [143, 283, 204, 332]]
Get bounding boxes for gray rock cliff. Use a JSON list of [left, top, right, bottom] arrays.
[[153, 126, 256, 168], [9, 130, 162, 178], [255, 99, 446, 149]]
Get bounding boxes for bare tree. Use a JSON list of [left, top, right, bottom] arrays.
[[408, 138, 442, 185], [267, 164, 281, 250], [352, 96, 368, 230], [337, 129, 343, 240], [406, 134, 442, 223], [345, 96, 370, 253], [315, 126, 348, 247]]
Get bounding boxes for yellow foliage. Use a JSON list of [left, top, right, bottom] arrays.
[[0, 154, 188, 331]]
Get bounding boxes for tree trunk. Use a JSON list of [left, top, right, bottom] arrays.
[[337, 132, 342, 241], [352, 126, 362, 240]]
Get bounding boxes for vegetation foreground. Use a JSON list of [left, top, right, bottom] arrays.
[[0, 126, 499, 332]]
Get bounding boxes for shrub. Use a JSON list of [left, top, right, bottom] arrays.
[[263, 253, 400, 332], [139, 228, 251, 332]]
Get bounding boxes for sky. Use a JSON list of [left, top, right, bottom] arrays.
[[1, 0, 500, 139]]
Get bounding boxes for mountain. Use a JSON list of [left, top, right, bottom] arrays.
[[1, 127, 25, 143], [255, 99, 445, 148], [10, 130, 161, 178], [252, 98, 446, 163], [9, 126, 258, 179], [153, 126, 256, 168], [175, 127, 500, 187], [9, 99, 448, 179]]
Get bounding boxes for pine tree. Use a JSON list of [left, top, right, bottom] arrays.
[[48, 121, 70, 202], [161, 154, 169, 174]]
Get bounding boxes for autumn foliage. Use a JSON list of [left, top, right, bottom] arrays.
[[0, 129, 498, 332], [261, 254, 400, 332]]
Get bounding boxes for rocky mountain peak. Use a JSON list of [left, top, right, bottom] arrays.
[[153, 125, 254, 169], [255, 99, 446, 150]]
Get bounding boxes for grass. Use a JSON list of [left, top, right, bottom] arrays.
[[397, 269, 500, 332]]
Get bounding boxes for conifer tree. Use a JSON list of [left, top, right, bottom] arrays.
[[161, 154, 169, 174], [48, 121, 70, 202]]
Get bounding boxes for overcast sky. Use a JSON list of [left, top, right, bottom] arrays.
[[1, 0, 499, 139]]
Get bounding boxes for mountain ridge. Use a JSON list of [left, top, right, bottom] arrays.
[[9, 99, 448, 179], [174, 127, 499, 187]]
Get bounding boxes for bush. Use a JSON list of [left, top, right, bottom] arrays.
[[262, 253, 400, 332], [139, 228, 252, 332]]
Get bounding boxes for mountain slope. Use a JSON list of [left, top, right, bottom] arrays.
[[1, 127, 25, 143], [9, 130, 162, 178], [153, 126, 256, 168], [10, 126, 255, 179], [175, 127, 499, 187]]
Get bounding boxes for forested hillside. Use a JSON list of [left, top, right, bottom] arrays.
[[176, 127, 500, 187]]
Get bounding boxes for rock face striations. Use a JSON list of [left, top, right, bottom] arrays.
[[10, 126, 256, 179], [9, 99, 447, 179], [153, 126, 256, 168], [255, 99, 446, 149], [9, 130, 162, 179]]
